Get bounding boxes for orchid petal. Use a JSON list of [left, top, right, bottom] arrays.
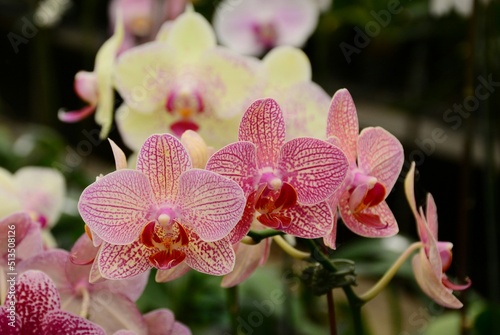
[[0, 307, 21, 333], [271, 0, 319, 47], [108, 138, 128, 170], [184, 229, 235, 275], [323, 211, 338, 249], [239, 98, 285, 169], [93, 269, 150, 302], [262, 46, 311, 86], [426, 193, 439, 239], [74, 71, 98, 105], [15, 166, 65, 227], [280, 202, 333, 238], [404, 162, 431, 247], [221, 241, 268, 288], [326, 89, 358, 166], [279, 137, 348, 205], [227, 194, 257, 244], [0, 212, 30, 255], [339, 198, 399, 238], [418, 206, 443, 279], [166, 11, 216, 60], [43, 310, 106, 335], [17, 249, 71, 290], [79, 170, 155, 245], [357, 127, 404, 193], [58, 105, 97, 123], [206, 141, 258, 196], [0, 168, 22, 218], [155, 262, 190, 282], [70, 234, 99, 266], [88, 290, 148, 335], [137, 134, 191, 205], [97, 240, 154, 279], [179, 169, 245, 242], [114, 42, 176, 113], [144, 309, 191, 335], [412, 252, 463, 308], [180, 130, 210, 169]]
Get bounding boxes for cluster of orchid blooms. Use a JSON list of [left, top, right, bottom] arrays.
[[0, 1, 471, 334]]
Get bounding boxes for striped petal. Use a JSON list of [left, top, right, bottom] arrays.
[[178, 169, 245, 242], [279, 137, 348, 205], [358, 127, 404, 193], [43, 310, 106, 335], [239, 98, 285, 169], [137, 134, 191, 205], [206, 141, 258, 196], [184, 229, 235, 275], [326, 89, 358, 166], [78, 170, 155, 245], [97, 240, 154, 279], [280, 202, 333, 238]]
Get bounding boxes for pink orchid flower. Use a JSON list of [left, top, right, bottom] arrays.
[[78, 133, 246, 280], [323, 89, 404, 248], [0, 270, 105, 334], [113, 309, 191, 335], [207, 98, 348, 242], [405, 162, 471, 308], [213, 0, 320, 56]]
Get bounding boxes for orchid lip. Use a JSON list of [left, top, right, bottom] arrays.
[[170, 120, 200, 137]]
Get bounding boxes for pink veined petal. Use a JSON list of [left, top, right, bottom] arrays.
[[97, 240, 154, 280], [178, 169, 245, 242], [426, 193, 439, 239], [58, 105, 97, 123], [206, 141, 259, 197], [357, 127, 404, 193], [11, 271, 61, 334], [221, 241, 268, 288], [339, 197, 399, 238], [0, 306, 21, 334], [279, 137, 348, 205], [137, 134, 191, 204], [227, 193, 256, 244], [155, 262, 191, 283], [412, 252, 463, 309], [87, 290, 148, 335], [43, 310, 106, 335], [239, 98, 285, 169], [184, 228, 235, 276], [144, 309, 192, 335], [280, 202, 333, 238], [78, 170, 155, 245], [89, 259, 105, 284], [326, 89, 359, 166]]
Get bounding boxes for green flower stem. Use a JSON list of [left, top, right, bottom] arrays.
[[273, 236, 310, 259], [358, 242, 423, 302], [246, 229, 284, 243], [227, 285, 240, 335], [326, 290, 337, 335]]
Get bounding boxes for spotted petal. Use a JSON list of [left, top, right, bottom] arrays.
[[280, 202, 333, 238], [358, 127, 403, 193], [279, 137, 348, 205], [206, 141, 258, 196], [239, 98, 285, 169], [43, 310, 106, 335], [326, 89, 358, 166], [98, 240, 154, 279], [184, 229, 235, 275], [137, 134, 191, 205], [178, 169, 245, 242], [79, 170, 155, 245], [0, 307, 21, 333]]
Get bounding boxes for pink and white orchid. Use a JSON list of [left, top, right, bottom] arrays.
[[112, 309, 191, 335], [58, 13, 124, 138], [323, 89, 404, 248], [405, 162, 471, 308], [114, 10, 261, 151], [213, 0, 320, 56], [207, 98, 349, 242], [0, 270, 105, 334], [78, 133, 246, 280]]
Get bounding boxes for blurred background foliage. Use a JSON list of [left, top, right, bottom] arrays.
[[0, 0, 499, 334]]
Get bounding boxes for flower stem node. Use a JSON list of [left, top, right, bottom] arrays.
[[301, 261, 357, 296]]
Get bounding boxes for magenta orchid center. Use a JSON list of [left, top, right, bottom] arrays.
[[251, 21, 277, 49], [165, 88, 204, 136]]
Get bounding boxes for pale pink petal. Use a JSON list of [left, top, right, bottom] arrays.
[[178, 169, 245, 242], [357, 127, 404, 193], [280, 202, 333, 238], [404, 162, 431, 246], [109, 138, 128, 170], [58, 105, 97, 123], [74, 71, 98, 105], [144, 309, 191, 335], [43, 310, 106, 335], [136, 134, 191, 205], [326, 88, 358, 166], [184, 229, 235, 275], [273, 0, 319, 47], [322, 211, 338, 249], [412, 252, 463, 308], [89, 260, 105, 284], [11, 271, 60, 333], [114, 331, 137, 335], [70, 234, 99, 266], [88, 290, 147, 335], [221, 241, 268, 288], [17, 249, 72, 290], [206, 142, 259, 196], [418, 207, 443, 279], [0, 307, 21, 334], [339, 197, 399, 238], [426, 193, 439, 239], [279, 137, 348, 205], [239, 98, 285, 169], [0, 212, 42, 262], [97, 241, 154, 279], [93, 270, 150, 302], [78, 170, 155, 245], [155, 262, 190, 282], [17, 223, 43, 259]]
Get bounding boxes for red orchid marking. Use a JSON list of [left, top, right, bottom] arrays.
[[255, 182, 297, 229], [140, 221, 189, 270], [251, 22, 277, 49], [165, 89, 204, 136]]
